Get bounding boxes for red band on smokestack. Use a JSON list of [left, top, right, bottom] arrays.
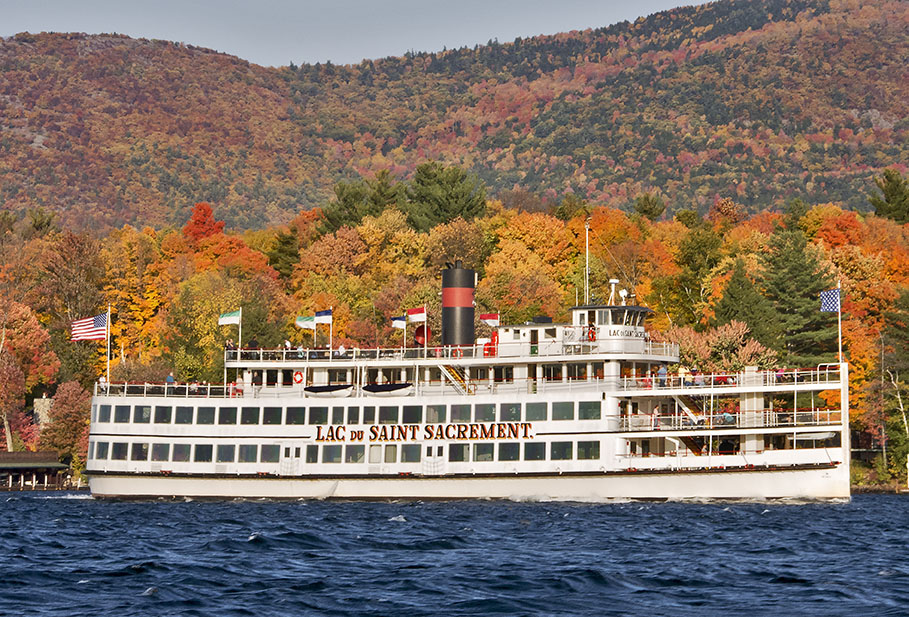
[[442, 287, 473, 308]]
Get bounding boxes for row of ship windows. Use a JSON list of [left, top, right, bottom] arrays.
[[88, 441, 601, 464], [92, 401, 603, 426]]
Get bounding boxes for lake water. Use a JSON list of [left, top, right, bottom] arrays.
[[1, 493, 907, 616]]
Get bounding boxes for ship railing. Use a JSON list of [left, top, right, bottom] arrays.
[[620, 407, 842, 432], [620, 366, 841, 390], [223, 339, 681, 363], [95, 382, 229, 398]]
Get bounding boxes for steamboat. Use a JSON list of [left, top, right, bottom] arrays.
[[86, 263, 849, 500]]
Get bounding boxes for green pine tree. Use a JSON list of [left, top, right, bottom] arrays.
[[403, 162, 486, 232], [711, 258, 777, 346], [266, 230, 299, 282], [759, 229, 838, 366], [869, 168, 909, 224]]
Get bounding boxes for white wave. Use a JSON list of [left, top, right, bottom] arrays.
[[388, 514, 407, 522]]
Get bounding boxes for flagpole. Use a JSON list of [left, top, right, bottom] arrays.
[[329, 306, 333, 351], [238, 307, 243, 350], [423, 303, 427, 359], [837, 279, 843, 364], [403, 318, 407, 354], [106, 303, 111, 384]]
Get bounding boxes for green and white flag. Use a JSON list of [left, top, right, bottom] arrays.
[[218, 309, 241, 325], [295, 315, 316, 330]]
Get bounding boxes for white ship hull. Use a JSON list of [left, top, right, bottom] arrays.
[[89, 463, 848, 501]]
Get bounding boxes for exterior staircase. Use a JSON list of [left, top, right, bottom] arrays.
[[440, 365, 471, 394]]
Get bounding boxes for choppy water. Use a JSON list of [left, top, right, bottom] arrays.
[[1, 493, 907, 616]]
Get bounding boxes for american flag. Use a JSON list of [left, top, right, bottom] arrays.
[[71, 313, 108, 341], [820, 289, 840, 312]]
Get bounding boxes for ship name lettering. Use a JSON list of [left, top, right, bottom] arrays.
[[315, 425, 346, 442], [366, 422, 533, 442]]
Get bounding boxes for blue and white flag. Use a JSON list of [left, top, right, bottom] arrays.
[[820, 288, 840, 312], [315, 309, 333, 324], [391, 316, 406, 329]]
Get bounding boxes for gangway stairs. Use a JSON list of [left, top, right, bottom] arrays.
[[673, 395, 705, 455], [441, 365, 472, 395]]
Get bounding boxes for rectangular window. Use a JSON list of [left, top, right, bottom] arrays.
[[362, 406, 376, 425], [451, 404, 471, 423], [402, 405, 422, 424], [114, 405, 130, 423], [331, 407, 345, 425], [172, 444, 191, 462], [130, 443, 149, 461], [552, 401, 574, 421], [175, 406, 193, 424], [347, 407, 360, 425], [579, 401, 601, 420], [577, 441, 600, 460], [322, 445, 342, 463], [544, 327, 557, 339], [384, 444, 397, 463], [551, 442, 573, 460], [543, 365, 562, 381], [194, 444, 213, 462], [499, 402, 521, 422], [401, 444, 421, 463], [473, 443, 494, 462], [568, 363, 587, 381], [154, 406, 172, 424], [241, 407, 260, 425], [98, 405, 111, 422], [286, 407, 306, 424], [498, 442, 520, 461], [345, 445, 365, 463], [96, 442, 109, 460], [426, 404, 446, 424], [493, 366, 514, 383], [525, 402, 547, 421], [111, 442, 128, 460], [308, 407, 328, 425], [218, 407, 237, 425], [263, 407, 282, 425], [217, 444, 236, 463], [448, 443, 469, 462], [474, 404, 495, 423], [328, 368, 347, 384], [369, 444, 382, 463], [260, 445, 280, 462], [306, 445, 319, 463], [197, 407, 215, 425], [379, 406, 399, 424], [238, 445, 257, 462], [151, 443, 170, 462], [524, 442, 545, 461], [133, 405, 151, 424]]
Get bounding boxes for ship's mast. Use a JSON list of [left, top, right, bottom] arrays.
[[585, 217, 590, 305]]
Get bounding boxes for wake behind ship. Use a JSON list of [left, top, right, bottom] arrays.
[[86, 262, 850, 501]]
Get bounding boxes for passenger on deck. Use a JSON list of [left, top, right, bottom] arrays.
[[98, 375, 107, 394], [657, 365, 667, 387]]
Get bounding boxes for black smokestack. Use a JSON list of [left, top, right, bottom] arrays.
[[441, 260, 475, 346]]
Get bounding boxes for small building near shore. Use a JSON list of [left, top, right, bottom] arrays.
[[0, 452, 68, 491]]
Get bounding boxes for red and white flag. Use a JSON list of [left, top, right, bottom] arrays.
[[480, 313, 500, 327], [406, 307, 426, 322], [71, 313, 108, 341]]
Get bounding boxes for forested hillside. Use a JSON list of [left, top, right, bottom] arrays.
[[0, 0, 906, 230]]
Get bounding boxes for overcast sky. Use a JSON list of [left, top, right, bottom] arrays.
[[4, 0, 707, 67]]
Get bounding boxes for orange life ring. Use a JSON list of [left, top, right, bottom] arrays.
[[452, 347, 463, 358], [293, 371, 304, 384], [587, 327, 597, 342]]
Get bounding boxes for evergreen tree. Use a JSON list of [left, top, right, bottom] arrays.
[[319, 171, 402, 233], [869, 168, 909, 224], [759, 229, 837, 366], [403, 162, 486, 232], [266, 230, 299, 283], [711, 258, 777, 347], [633, 192, 666, 221]]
